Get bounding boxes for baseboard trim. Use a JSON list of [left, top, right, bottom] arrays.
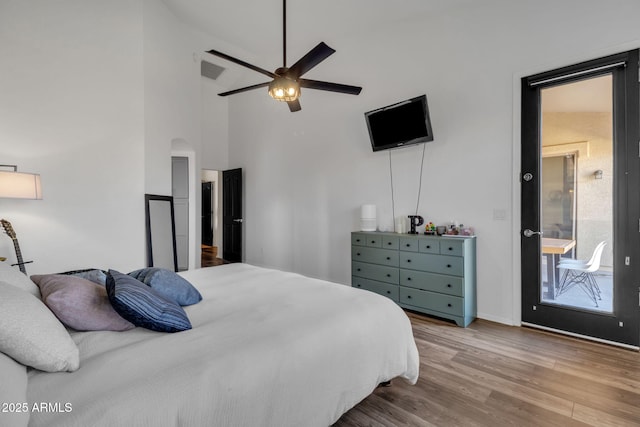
[[476, 313, 517, 326], [521, 322, 639, 351]]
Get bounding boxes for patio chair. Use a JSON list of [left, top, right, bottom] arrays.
[[556, 242, 607, 307]]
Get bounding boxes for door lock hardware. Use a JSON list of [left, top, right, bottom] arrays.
[[523, 229, 543, 238]]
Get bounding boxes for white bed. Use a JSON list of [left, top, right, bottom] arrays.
[[20, 264, 419, 427]]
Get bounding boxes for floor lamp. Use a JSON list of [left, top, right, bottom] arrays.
[[0, 165, 42, 273]]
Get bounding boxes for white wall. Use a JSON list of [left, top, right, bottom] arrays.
[[143, 0, 230, 269], [2, 0, 638, 326], [0, 0, 146, 274], [0, 0, 229, 274], [228, 0, 640, 325]]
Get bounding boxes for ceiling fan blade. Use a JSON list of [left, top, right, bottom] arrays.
[[287, 99, 302, 112], [299, 79, 362, 95], [206, 48, 276, 79], [286, 42, 336, 79], [218, 82, 271, 97]]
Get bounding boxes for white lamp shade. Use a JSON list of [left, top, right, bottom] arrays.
[[0, 171, 42, 199]]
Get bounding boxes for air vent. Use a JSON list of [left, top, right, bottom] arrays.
[[201, 60, 225, 80]]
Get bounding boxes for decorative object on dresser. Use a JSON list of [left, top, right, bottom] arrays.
[[407, 215, 423, 234], [360, 204, 377, 231], [352, 231, 477, 327]]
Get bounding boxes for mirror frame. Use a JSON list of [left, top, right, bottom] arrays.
[[145, 194, 178, 272]]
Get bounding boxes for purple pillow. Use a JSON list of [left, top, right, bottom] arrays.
[[30, 274, 134, 332]]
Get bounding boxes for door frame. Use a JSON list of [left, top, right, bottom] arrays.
[[518, 49, 639, 347], [511, 47, 639, 330]]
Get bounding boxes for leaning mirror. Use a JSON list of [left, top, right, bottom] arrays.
[[145, 194, 178, 272]]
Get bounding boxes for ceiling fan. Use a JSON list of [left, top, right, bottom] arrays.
[[205, 0, 362, 112]]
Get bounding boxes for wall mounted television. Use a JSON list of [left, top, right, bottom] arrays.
[[364, 94, 434, 152]]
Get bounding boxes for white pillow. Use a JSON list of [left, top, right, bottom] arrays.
[[0, 281, 79, 372], [0, 352, 29, 427], [0, 261, 40, 297]]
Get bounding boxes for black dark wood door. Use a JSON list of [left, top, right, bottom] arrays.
[[201, 182, 213, 247], [222, 168, 242, 263], [521, 50, 640, 347]]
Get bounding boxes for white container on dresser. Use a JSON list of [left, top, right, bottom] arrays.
[[351, 231, 477, 327]]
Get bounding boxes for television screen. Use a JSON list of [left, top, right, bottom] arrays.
[[364, 95, 434, 152]]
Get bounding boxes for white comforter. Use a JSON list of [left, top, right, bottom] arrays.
[[27, 264, 419, 427]]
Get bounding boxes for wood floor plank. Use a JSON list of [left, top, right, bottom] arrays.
[[483, 390, 589, 427], [572, 402, 639, 427], [333, 312, 640, 427]]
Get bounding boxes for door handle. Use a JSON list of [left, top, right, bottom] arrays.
[[233, 218, 244, 223], [523, 229, 543, 238]]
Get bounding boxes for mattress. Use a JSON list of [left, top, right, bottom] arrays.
[[26, 263, 419, 427]]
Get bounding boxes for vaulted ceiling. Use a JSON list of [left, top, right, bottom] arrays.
[[161, 0, 612, 113], [161, 0, 474, 59]]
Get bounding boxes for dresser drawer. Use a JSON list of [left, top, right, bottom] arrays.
[[352, 277, 399, 302], [382, 235, 400, 250], [400, 287, 464, 317], [351, 233, 367, 246], [440, 239, 465, 256], [351, 246, 399, 267], [400, 237, 419, 252], [399, 253, 464, 276], [366, 235, 382, 248], [418, 238, 439, 254], [352, 261, 399, 284], [399, 270, 464, 297]]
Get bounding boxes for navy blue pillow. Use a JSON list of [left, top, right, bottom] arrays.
[[105, 270, 191, 333], [127, 268, 202, 306]]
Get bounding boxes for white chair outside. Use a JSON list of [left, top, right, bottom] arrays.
[[556, 242, 607, 307], [557, 241, 606, 268]]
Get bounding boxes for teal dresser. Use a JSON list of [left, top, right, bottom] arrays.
[[351, 231, 476, 327]]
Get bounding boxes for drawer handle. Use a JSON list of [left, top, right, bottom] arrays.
[[447, 303, 452, 307], [387, 242, 392, 246], [357, 268, 361, 272], [356, 239, 361, 242], [356, 284, 361, 287], [407, 259, 412, 263], [386, 290, 391, 294], [405, 243, 411, 247], [447, 264, 452, 268], [371, 240, 376, 244], [407, 295, 412, 299], [357, 252, 361, 256], [447, 284, 452, 288], [407, 277, 412, 281], [426, 245, 431, 249], [448, 247, 453, 251], [386, 257, 391, 260], [386, 274, 391, 277]]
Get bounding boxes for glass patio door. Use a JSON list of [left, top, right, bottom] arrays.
[[521, 50, 640, 347]]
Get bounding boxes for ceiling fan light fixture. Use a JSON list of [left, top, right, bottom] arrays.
[[268, 77, 300, 102]]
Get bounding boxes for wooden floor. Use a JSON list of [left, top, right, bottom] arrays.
[[201, 245, 227, 267], [334, 312, 640, 427]]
